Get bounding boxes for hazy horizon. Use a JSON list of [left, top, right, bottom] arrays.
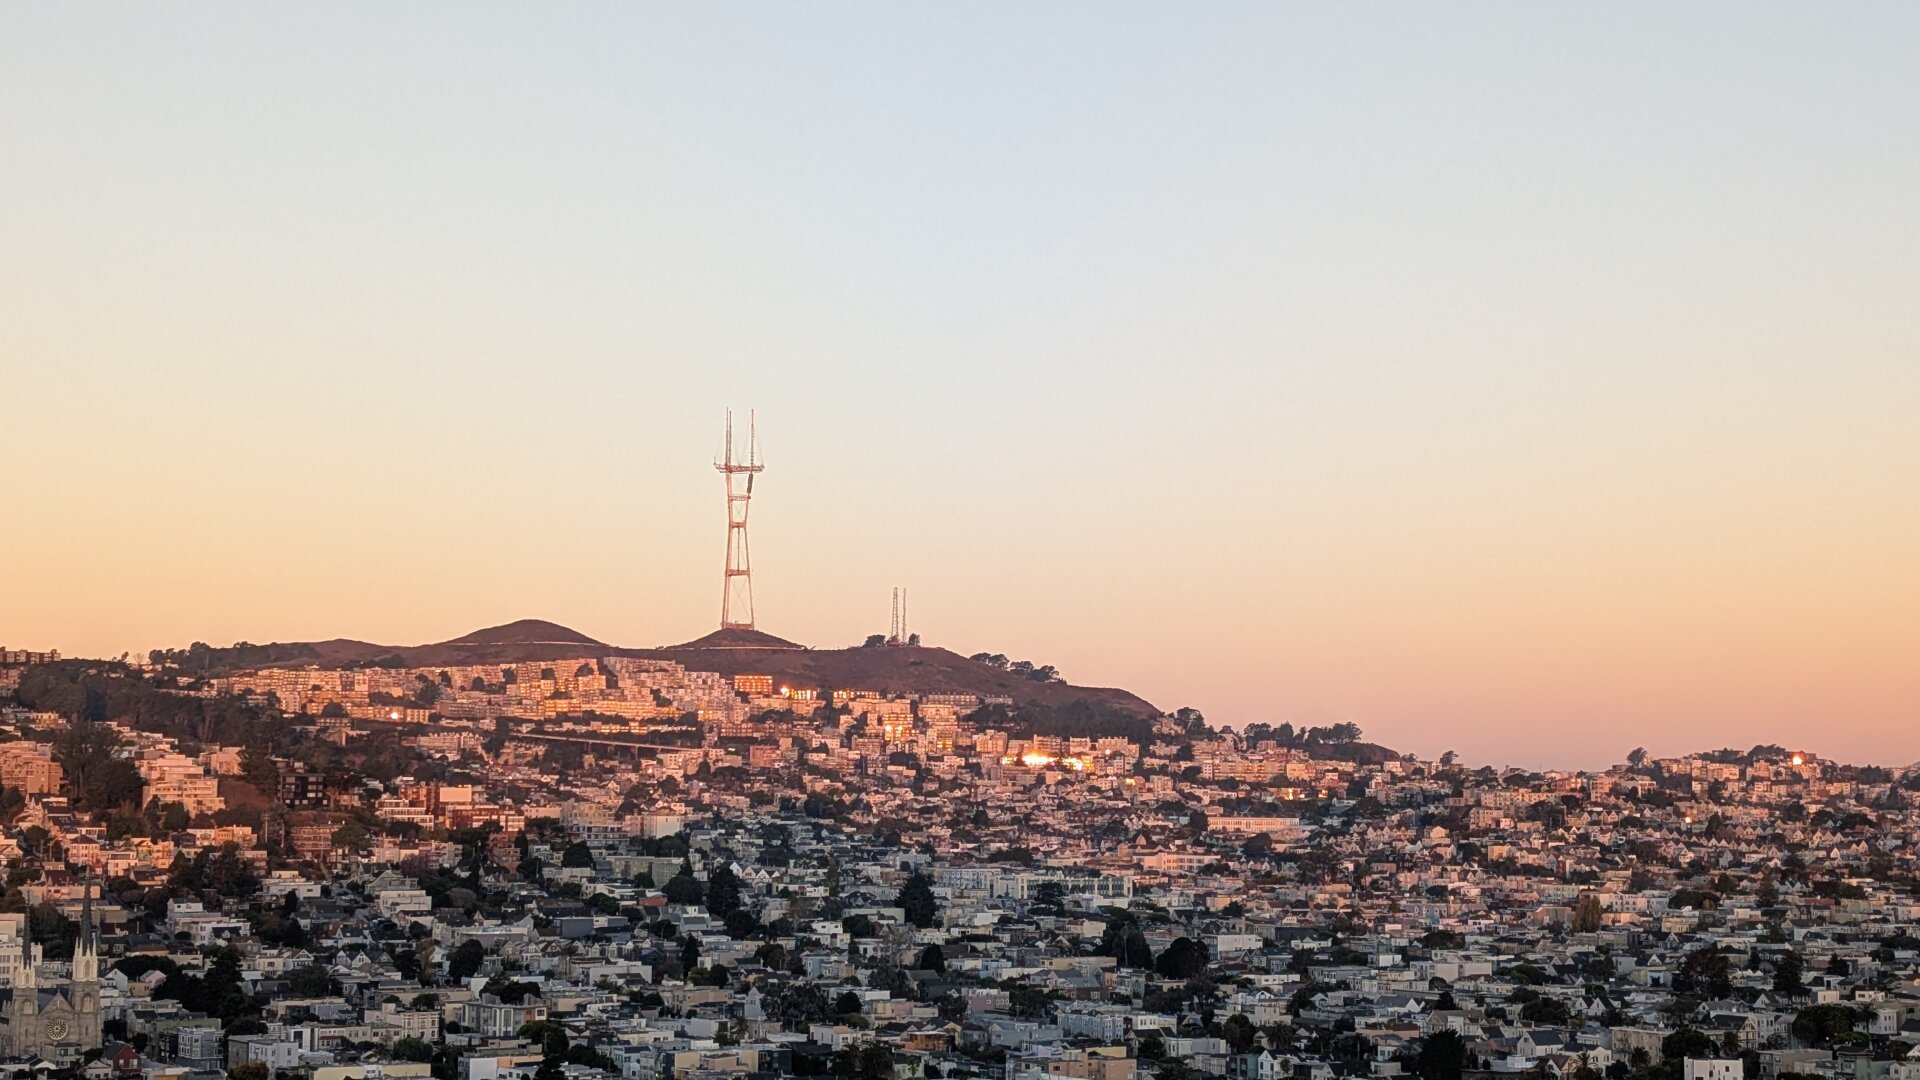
[[6, 6, 1918, 770], [21, 602, 1917, 774]]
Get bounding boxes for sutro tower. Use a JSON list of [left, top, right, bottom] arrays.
[[716, 409, 764, 631]]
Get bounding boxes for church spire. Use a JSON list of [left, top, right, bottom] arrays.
[[73, 882, 97, 984], [17, 908, 35, 991]]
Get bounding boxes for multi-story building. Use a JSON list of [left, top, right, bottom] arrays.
[[135, 750, 224, 814], [0, 743, 62, 795], [455, 997, 547, 1038], [0, 649, 59, 666]]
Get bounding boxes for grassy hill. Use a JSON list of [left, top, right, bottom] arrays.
[[150, 620, 1162, 736], [636, 641, 1157, 719]]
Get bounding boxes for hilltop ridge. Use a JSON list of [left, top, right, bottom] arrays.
[[669, 627, 805, 650], [148, 619, 1163, 729], [439, 619, 606, 648]]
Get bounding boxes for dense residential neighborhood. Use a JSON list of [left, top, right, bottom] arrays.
[[2, 649, 1919, 1080], [10, 9, 1916, 1080]]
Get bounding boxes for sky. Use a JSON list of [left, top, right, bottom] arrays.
[[4, 5, 1918, 769]]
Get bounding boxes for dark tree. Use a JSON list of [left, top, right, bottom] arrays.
[[854, 1043, 894, 1080], [1154, 937, 1208, 980], [1661, 1029, 1717, 1062], [27, 905, 75, 961], [663, 860, 705, 906], [765, 981, 832, 1026], [205, 843, 260, 898], [1521, 996, 1571, 1025], [1416, 1030, 1467, 1080], [705, 862, 743, 920], [724, 909, 760, 940], [1791, 1005, 1863, 1048], [518, 1020, 568, 1059], [916, 944, 946, 973], [448, 940, 486, 981], [53, 721, 144, 814], [896, 871, 938, 929], [1773, 950, 1804, 994], [1099, 914, 1154, 970], [285, 963, 337, 997], [1674, 946, 1733, 999]]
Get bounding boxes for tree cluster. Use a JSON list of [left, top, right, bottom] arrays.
[[965, 653, 1062, 682]]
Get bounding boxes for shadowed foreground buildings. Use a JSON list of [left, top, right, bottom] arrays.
[[0, 652, 1918, 1080]]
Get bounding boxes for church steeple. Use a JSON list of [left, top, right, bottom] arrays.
[[17, 908, 36, 991], [72, 884, 97, 985]]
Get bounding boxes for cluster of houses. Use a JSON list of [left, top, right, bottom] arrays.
[[0, 656, 1917, 1080]]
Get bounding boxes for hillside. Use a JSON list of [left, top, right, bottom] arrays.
[[669, 627, 805, 650], [138, 620, 1415, 752], [634, 642, 1157, 720], [151, 621, 611, 671], [153, 621, 1162, 730], [442, 619, 605, 647]]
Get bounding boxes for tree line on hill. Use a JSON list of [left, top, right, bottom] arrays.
[[14, 661, 276, 750], [1240, 720, 1365, 748], [147, 641, 324, 672], [966, 652, 1062, 682]]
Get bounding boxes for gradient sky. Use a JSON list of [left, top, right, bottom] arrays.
[[5, 6, 1918, 769]]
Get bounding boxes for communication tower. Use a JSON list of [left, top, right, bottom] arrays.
[[889, 587, 912, 645], [716, 410, 764, 631]]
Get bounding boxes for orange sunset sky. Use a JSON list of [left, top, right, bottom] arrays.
[[4, 6, 1918, 767]]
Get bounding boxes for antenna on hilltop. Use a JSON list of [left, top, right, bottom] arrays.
[[888, 586, 911, 646], [716, 410, 765, 631]]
